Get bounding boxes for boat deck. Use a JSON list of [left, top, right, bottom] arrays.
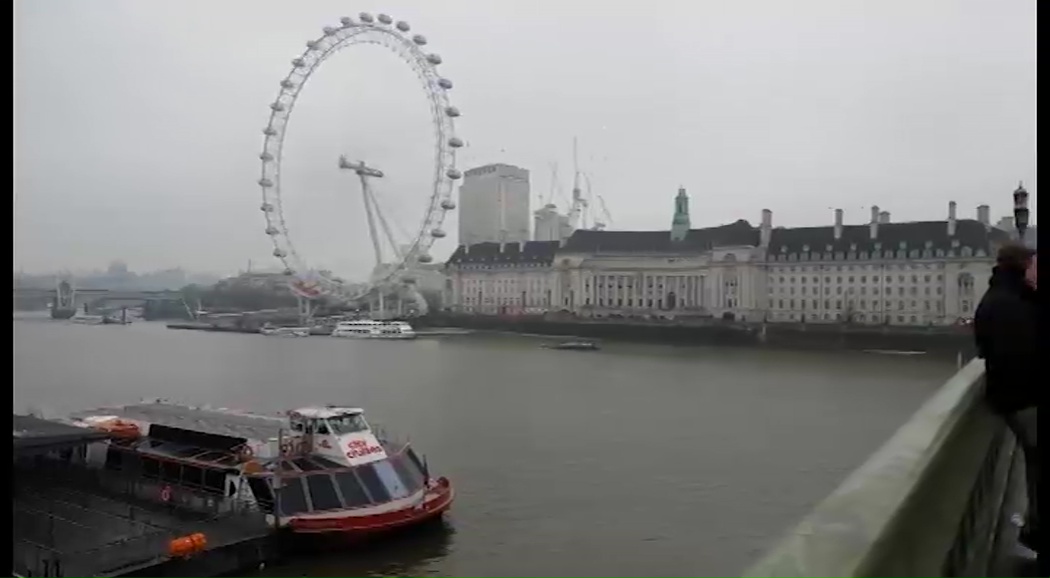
[[13, 461, 272, 577], [72, 403, 288, 442]]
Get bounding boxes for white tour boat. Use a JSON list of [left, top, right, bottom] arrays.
[[330, 320, 417, 340], [67, 402, 453, 538]]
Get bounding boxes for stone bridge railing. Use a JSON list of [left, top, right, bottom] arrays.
[[746, 358, 1020, 577]]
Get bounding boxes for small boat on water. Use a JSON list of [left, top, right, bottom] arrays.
[[260, 324, 310, 337], [331, 320, 417, 340], [67, 402, 453, 538], [543, 340, 601, 351]]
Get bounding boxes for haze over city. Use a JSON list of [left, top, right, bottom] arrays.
[[15, 0, 1036, 281]]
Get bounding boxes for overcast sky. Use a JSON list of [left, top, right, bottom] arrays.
[[14, 0, 1036, 278]]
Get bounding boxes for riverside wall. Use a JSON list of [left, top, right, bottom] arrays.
[[419, 313, 975, 359]]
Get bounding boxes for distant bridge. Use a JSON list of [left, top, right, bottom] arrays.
[[13, 287, 183, 312]]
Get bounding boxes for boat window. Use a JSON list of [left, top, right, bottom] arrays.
[[203, 469, 226, 494], [289, 416, 305, 433], [247, 476, 275, 511], [105, 448, 124, 471], [372, 459, 410, 499], [311, 456, 345, 469], [161, 461, 181, 483], [334, 471, 372, 508], [391, 453, 424, 493], [405, 447, 427, 477], [355, 463, 391, 503], [142, 457, 160, 479], [305, 475, 342, 511], [182, 465, 204, 487], [277, 477, 310, 516], [328, 414, 368, 434], [293, 458, 324, 472], [315, 420, 331, 435]]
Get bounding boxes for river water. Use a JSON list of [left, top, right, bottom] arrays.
[[13, 316, 955, 576]]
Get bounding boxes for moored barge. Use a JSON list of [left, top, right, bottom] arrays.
[[70, 402, 454, 539]]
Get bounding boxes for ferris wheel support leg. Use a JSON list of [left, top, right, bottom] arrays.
[[297, 294, 313, 326], [358, 177, 385, 270]]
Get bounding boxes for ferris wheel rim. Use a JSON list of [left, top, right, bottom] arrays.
[[257, 15, 460, 303]]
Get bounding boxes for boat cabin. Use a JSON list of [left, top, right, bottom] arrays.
[[287, 407, 387, 467]]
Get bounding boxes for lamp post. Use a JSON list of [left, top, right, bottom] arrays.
[[1013, 181, 1030, 245]]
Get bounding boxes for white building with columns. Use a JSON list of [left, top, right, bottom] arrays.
[[445, 188, 1012, 325]]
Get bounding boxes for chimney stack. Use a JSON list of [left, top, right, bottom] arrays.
[[879, 211, 890, 224], [948, 201, 957, 236], [760, 209, 773, 247], [869, 205, 880, 240], [833, 209, 844, 240], [976, 205, 990, 226]]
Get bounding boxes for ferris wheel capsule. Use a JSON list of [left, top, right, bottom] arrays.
[[273, 249, 287, 258], [412, 34, 427, 45], [445, 106, 460, 118], [396, 21, 410, 32], [270, 102, 285, 112], [377, 14, 393, 25], [437, 78, 453, 90], [430, 229, 447, 239], [265, 226, 279, 236], [448, 137, 463, 148], [426, 54, 442, 65], [260, 203, 274, 212], [291, 58, 305, 67], [280, 80, 295, 89], [440, 200, 456, 210], [358, 12, 374, 23], [322, 26, 336, 36], [258, 178, 274, 187], [306, 39, 318, 49], [263, 127, 277, 136], [446, 169, 462, 180], [259, 152, 274, 161], [416, 254, 434, 264]]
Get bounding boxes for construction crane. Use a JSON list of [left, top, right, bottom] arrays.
[[566, 137, 590, 231]]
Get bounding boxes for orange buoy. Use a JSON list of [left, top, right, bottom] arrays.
[[168, 536, 195, 558], [189, 532, 208, 553]]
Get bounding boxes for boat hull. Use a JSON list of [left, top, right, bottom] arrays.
[[287, 477, 453, 536], [330, 332, 417, 340]]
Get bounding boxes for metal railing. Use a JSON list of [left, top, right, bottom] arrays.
[[746, 358, 1018, 577], [14, 459, 270, 577]]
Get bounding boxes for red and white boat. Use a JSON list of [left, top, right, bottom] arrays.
[[69, 402, 454, 538]]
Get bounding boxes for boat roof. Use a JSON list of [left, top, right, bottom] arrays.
[[292, 406, 364, 419], [13, 414, 109, 455], [72, 402, 288, 442]]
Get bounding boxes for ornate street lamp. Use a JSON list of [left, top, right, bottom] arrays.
[[1013, 181, 1030, 245]]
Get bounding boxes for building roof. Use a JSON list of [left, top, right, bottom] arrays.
[[13, 414, 109, 454], [768, 219, 1008, 255], [561, 220, 760, 254], [446, 240, 560, 266]]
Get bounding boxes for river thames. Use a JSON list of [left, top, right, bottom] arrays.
[[14, 316, 956, 576]]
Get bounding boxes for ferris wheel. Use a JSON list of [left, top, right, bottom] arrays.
[[257, 12, 462, 303]]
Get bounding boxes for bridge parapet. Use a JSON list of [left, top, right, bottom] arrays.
[[746, 358, 1020, 577]]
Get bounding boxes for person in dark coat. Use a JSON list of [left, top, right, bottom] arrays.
[[973, 243, 1038, 552]]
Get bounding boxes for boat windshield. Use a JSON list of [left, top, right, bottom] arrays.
[[327, 413, 368, 434]]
